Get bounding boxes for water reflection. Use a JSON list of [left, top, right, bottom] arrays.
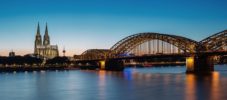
[[0, 66, 227, 100], [98, 70, 106, 100], [211, 72, 220, 100], [185, 72, 223, 100], [94, 66, 227, 100], [185, 74, 196, 100]]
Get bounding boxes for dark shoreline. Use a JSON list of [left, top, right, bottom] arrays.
[[0, 63, 226, 73], [0, 66, 75, 73]]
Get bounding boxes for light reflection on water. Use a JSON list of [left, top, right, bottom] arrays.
[[0, 65, 227, 100]]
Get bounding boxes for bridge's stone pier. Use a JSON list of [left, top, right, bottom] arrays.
[[100, 59, 124, 71], [75, 59, 124, 71], [186, 55, 214, 73]]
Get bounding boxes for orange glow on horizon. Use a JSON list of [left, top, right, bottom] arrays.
[[0, 49, 87, 56]]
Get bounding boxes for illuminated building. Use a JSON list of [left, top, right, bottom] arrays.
[[34, 23, 59, 59]]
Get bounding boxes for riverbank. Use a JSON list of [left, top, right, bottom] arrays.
[[0, 66, 79, 73]]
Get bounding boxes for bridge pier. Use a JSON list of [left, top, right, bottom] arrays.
[[104, 59, 124, 71], [186, 55, 214, 73], [99, 60, 106, 70]]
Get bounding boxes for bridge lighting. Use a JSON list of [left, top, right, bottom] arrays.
[[100, 61, 105, 70], [186, 57, 194, 72]]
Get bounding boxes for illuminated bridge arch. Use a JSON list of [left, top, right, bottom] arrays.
[[110, 32, 198, 56], [80, 49, 110, 60], [200, 30, 227, 51]]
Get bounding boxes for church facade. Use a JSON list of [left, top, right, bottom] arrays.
[[34, 23, 59, 59]]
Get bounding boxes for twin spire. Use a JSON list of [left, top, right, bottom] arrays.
[[37, 23, 40, 35], [36, 22, 50, 46]]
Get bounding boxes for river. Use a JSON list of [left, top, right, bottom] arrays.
[[0, 65, 227, 100]]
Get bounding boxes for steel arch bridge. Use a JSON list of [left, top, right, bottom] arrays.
[[80, 30, 227, 60], [110, 32, 198, 56], [76, 30, 227, 73]]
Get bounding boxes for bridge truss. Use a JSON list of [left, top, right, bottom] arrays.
[[80, 49, 110, 60], [110, 32, 198, 56], [199, 30, 227, 51], [79, 30, 227, 60]]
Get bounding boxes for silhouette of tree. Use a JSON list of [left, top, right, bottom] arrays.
[[0, 56, 42, 66], [46, 56, 70, 65]]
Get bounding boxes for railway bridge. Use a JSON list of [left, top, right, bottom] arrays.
[[76, 30, 227, 73]]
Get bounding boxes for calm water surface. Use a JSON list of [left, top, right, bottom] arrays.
[[1, 65, 227, 100]]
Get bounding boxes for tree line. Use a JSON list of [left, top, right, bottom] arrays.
[[0, 55, 70, 67]]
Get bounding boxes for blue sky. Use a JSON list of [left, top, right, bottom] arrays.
[[0, 0, 227, 56]]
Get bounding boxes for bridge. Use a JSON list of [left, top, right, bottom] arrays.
[[75, 30, 227, 73]]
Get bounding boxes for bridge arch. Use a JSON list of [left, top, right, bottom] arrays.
[[200, 30, 227, 51], [110, 32, 198, 56], [80, 49, 110, 60]]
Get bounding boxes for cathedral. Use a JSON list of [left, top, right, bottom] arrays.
[[34, 23, 59, 59]]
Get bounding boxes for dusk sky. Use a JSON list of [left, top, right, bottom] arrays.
[[0, 0, 227, 56]]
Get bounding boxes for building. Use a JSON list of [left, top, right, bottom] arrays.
[[34, 23, 59, 59], [9, 50, 15, 57]]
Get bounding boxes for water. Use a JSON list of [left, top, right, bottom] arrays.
[[0, 65, 227, 100]]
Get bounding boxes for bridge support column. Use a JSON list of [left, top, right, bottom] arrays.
[[99, 60, 106, 70], [186, 55, 214, 73], [105, 59, 124, 71], [186, 57, 195, 72]]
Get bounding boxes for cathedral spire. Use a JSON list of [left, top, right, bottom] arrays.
[[35, 22, 42, 54], [43, 22, 50, 46], [37, 22, 40, 36], [45, 22, 48, 35]]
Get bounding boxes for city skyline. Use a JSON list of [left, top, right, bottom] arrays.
[[0, 0, 227, 56]]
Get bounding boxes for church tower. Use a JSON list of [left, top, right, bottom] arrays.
[[34, 23, 42, 54], [34, 22, 59, 59], [43, 23, 50, 46]]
